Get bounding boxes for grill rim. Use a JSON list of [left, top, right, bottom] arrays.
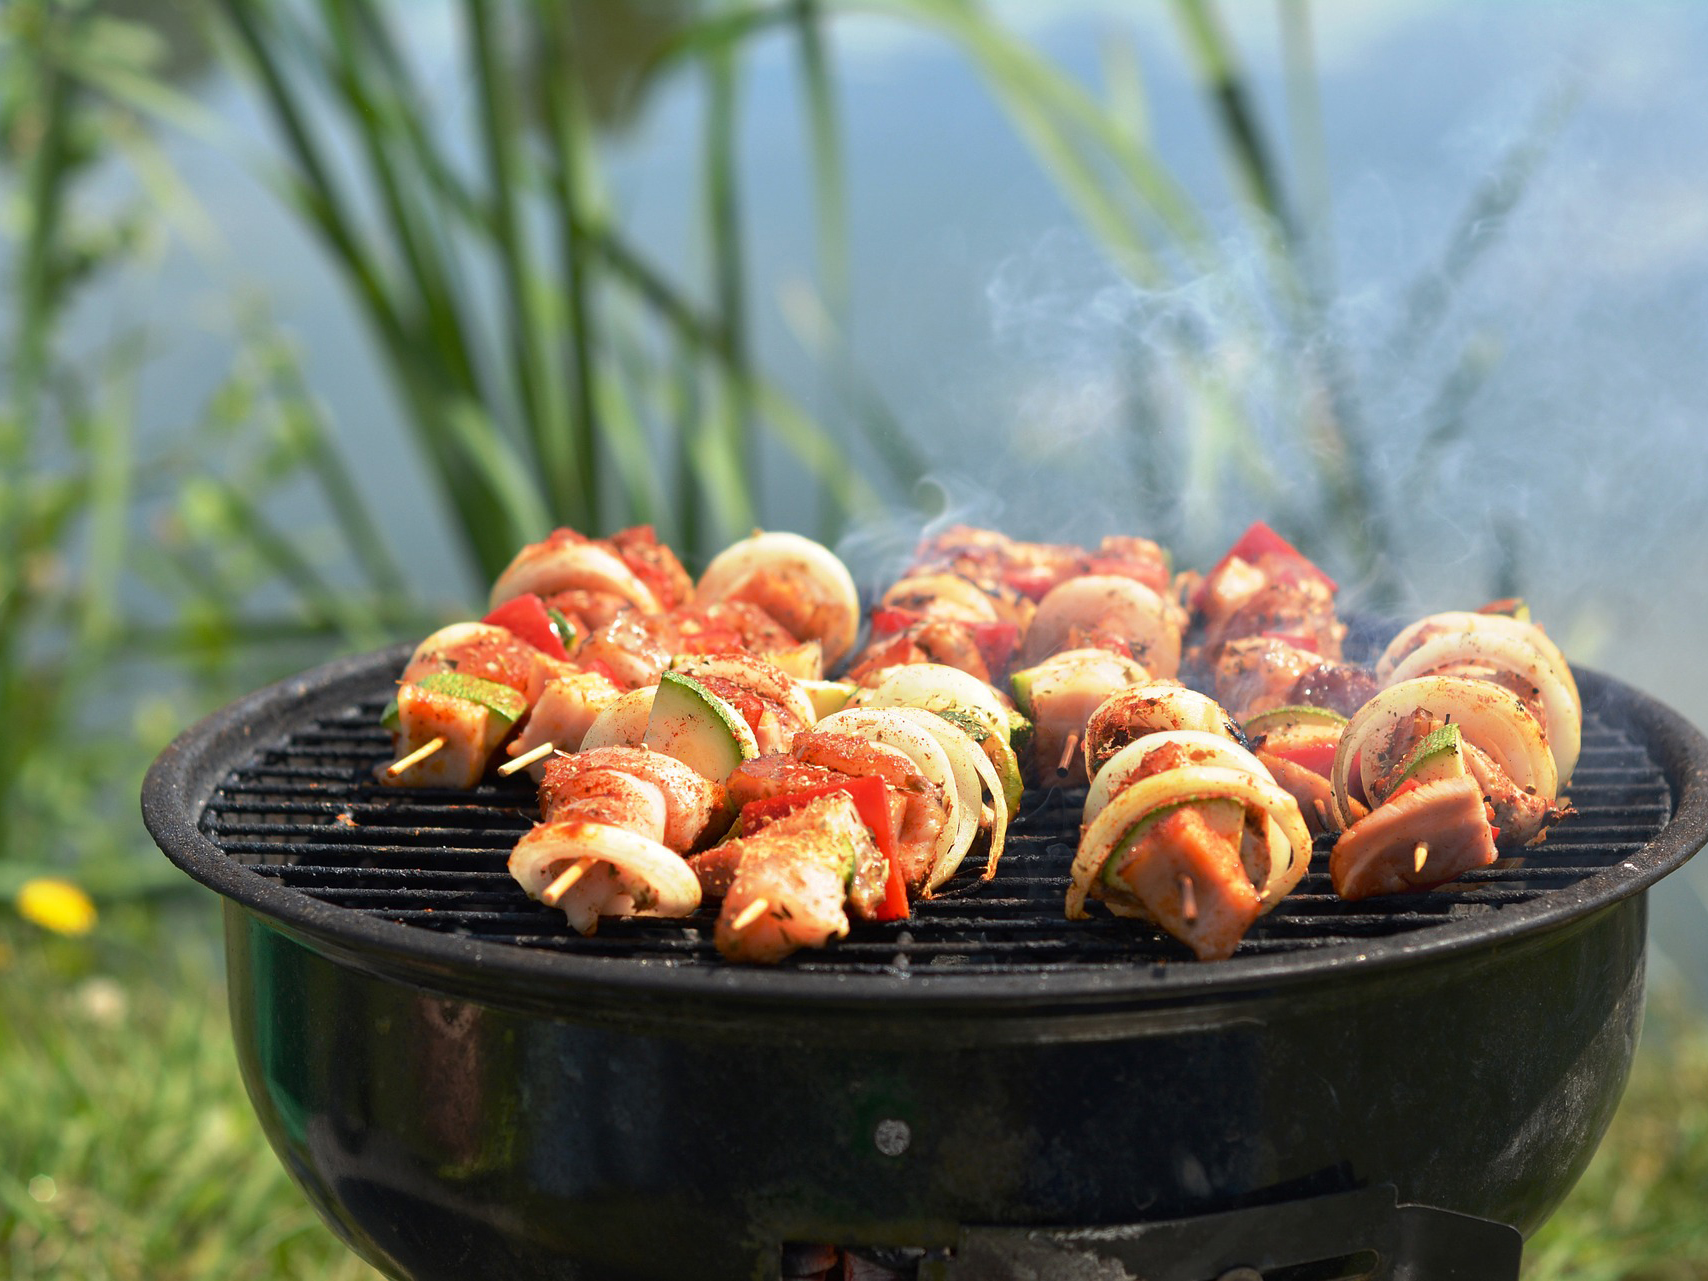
[[142, 642, 1708, 1011]]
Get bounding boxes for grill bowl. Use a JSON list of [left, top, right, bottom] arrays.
[[142, 644, 1708, 1280]]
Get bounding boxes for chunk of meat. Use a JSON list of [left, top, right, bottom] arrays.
[[712, 793, 880, 963], [606, 525, 694, 611], [1211, 636, 1324, 720], [540, 747, 722, 853], [1286, 660, 1380, 719], [791, 731, 946, 892], [1462, 741, 1566, 847], [1104, 804, 1261, 962], [535, 768, 667, 845], [1330, 775, 1499, 900]]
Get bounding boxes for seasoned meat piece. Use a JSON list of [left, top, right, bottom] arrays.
[[1104, 803, 1260, 962], [1330, 775, 1499, 900], [792, 731, 946, 893], [713, 793, 882, 963], [725, 753, 847, 811], [536, 768, 668, 846], [1287, 661, 1380, 718], [607, 525, 693, 611], [540, 747, 722, 853], [1212, 636, 1322, 720]]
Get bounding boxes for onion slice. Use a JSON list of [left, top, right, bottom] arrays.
[[1021, 575, 1181, 676], [695, 530, 861, 669], [1377, 612, 1579, 716], [851, 662, 1013, 744], [815, 706, 967, 892], [1328, 675, 1558, 831], [509, 819, 701, 934], [490, 542, 662, 614], [1083, 731, 1275, 830], [881, 705, 1010, 883], [1383, 627, 1581, 785], [1068, 765, 1311, 920]]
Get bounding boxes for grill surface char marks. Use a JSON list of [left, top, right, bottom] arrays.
[[192, 686, 1673, 975]]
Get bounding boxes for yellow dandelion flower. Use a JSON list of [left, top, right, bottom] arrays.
[[16, 878, 98, 936]]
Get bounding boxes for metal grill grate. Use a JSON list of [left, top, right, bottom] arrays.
[[197, 687, 1673, 974]]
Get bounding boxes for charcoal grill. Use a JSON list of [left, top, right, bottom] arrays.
[[141, 642, 1708, 1281]]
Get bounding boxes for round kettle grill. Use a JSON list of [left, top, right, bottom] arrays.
[[141, 642, 1708, 1281]]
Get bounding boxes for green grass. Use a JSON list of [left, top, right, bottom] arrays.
[[0, 905, 382, 1281], [2, 904, 1705, 1280]]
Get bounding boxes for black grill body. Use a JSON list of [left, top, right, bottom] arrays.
[[142, 645, 1708, 1281]]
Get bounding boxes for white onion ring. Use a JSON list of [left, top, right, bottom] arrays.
[[1021, 575, 1181, 676], [578, 687, 658, 751], [851, 662, 1013, 744], [881, 705, 1010, 883], [695, 531, 861, 668], [1068, 765, 1311, 920], [509, 819, 701, 934], [815, 706, 966, 892], [1328, 675, 1558, 832], [1384, 628, 1581, 785], [1377, 612, 1579, 716], [1083, 731, 1275, 830], [490, 541, 662, 613]]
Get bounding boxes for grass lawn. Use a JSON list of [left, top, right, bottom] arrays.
[[2, 900, 1704, 1280]]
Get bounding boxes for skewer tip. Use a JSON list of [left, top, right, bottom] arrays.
[[386, 735, 447, 776], [499, 740, 556, 776], [729, 897, 771, 932], [542, 857, 592, 905], [1056, 733, 1080, 778], [1179, 873, 1198, 925], [1413, 842, 1429, 874]]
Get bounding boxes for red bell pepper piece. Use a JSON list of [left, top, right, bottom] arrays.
[[737, 775, 908, 920], [482, 593, 572, 661], [1001, 564, 1063, 601], [869, 606, 921, 636], [966, 620, 1019, 675], [1264, 738, 1338, 779], [1194, 520, 1338, 610]]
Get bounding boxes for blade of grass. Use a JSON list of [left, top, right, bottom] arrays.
[[1392, 72, 1582, 359], [791, 0, 849, 319], [463, 0, 577, 525], [252, 325, 411, 601], [1278, 0, 1333, 298], [535, 1, 604, 531], [1170, 0, 1294, 248], [216, 0, 516, 577], [704, 31, 755, 500], [443, 398, 553, 551], [315, 0, 486, 404]]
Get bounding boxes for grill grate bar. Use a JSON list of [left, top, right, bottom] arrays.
[[197, 694, 1674, 971]]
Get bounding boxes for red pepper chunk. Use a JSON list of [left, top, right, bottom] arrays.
[[1266, 738, 1338, 779], [482, 593, 572, 661], [737, 775, 909, 921], [1195, 521, 1339, 610]]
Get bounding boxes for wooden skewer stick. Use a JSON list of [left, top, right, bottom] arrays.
[[1179, 873, 1198, 925], [387, 736, 446, 776], [1056, 733, 1080, 778], [1413, 842, 1430, 874], [1313, 798, 1330, 830], [730, 898, 771, 932], [543, 858, 593, 905], [499, 741, 555, 776]]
